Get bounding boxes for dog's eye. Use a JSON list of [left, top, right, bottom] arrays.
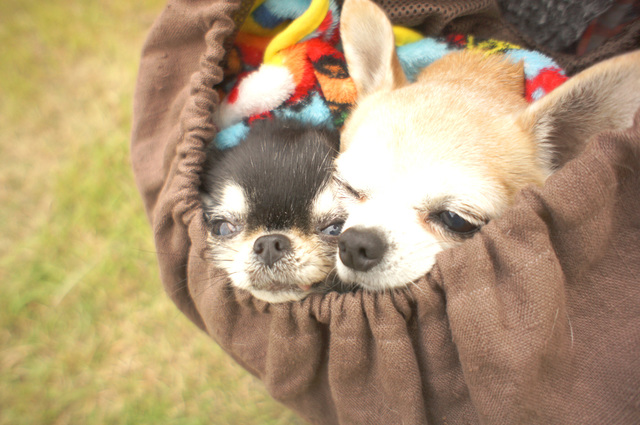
[[438, 211, 479, 234], [211, 220, 241, 237], [320, 221, 345, 236]]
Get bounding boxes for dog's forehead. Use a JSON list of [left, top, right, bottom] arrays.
[[338, 149, 491, 198], [339, 98, 487, 194], [338, 81, 544, 209], [344, 76, 530, 148], [353, 88, 490, 141]]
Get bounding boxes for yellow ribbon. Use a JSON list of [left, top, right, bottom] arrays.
[[263, 0, 330, 65]]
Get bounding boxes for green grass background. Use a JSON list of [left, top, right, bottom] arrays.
[[0, 0, 303, 423]]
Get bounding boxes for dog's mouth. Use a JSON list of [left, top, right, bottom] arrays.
[[247, 261, 323, 293], [245, 275, 324, 304], [250, 278, 315, 293]]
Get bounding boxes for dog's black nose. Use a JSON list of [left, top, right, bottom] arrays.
[[254, 234, 292, 266], [338, 226, 387, 272]]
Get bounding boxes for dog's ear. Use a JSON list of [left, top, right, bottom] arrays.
[[517, 50, 640, 170], [340, 0, 407, 99]]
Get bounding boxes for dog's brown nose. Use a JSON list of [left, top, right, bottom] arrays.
[[338, 226, 387, 272], [254, 234, 292, 266]]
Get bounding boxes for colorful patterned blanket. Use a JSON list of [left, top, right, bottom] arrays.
[[213, 0, 567, 150]]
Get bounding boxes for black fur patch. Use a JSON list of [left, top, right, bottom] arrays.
[[201, 120, 340, 232]]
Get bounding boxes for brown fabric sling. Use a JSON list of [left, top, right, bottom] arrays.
[[131, 0, 640, 423]]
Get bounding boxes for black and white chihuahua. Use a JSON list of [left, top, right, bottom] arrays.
[[200, 119, 347, 302]]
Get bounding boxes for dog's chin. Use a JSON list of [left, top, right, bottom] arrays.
[[336, 257, 437, 291], [230, 266, 326, 303], [250, 277, 311, 302], [248, 287, 310, 303]]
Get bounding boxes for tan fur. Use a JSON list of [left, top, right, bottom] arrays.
[[336, 0, 640, 290]]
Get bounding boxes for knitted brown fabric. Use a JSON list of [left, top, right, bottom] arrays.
[[131, 1, 640, 423]]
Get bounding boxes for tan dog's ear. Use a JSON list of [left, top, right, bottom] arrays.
[[517, 50, 640, 170], [340, 0, 407, 98]]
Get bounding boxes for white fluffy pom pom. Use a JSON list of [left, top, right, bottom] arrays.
[[214, 64, 296, 128]]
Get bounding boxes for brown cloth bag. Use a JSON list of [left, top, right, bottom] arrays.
[[131, 1, 640, 423]]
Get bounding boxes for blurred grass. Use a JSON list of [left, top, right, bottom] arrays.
[[0, 0, 303, 423]]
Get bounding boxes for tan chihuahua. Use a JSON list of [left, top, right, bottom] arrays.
[[335, 0, 640, 291]]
